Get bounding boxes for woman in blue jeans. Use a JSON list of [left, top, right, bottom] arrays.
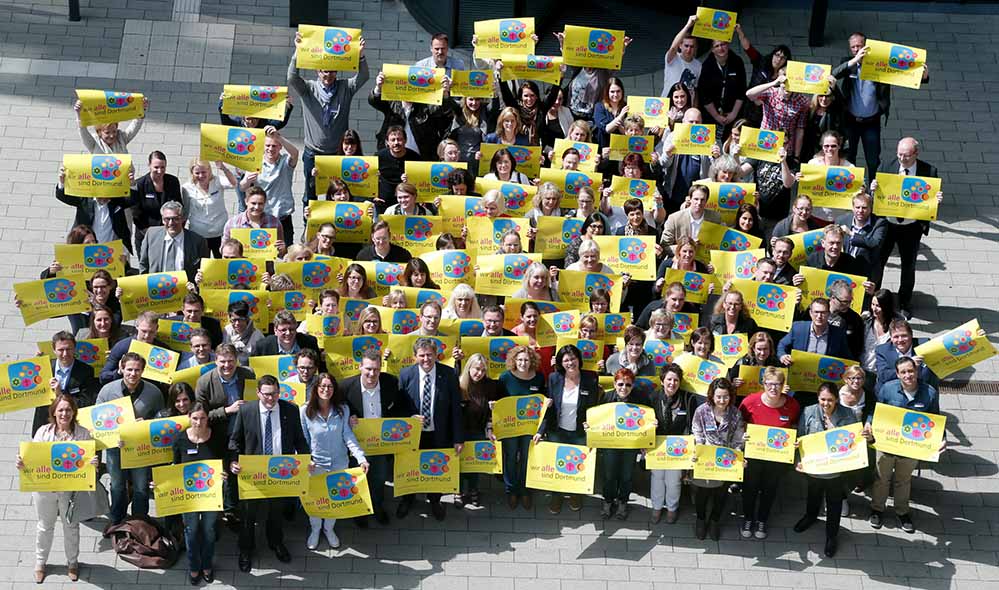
[[171, 402, 226, 585], [498, 345, 546, 510]]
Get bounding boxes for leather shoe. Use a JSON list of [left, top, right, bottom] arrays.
[[374, 508, 390, 525], [824, 537, 838, 558], [271, 543, 291, 563], [355, 515, 370, 529], [431, 501, 446, 521], [202, 570, 214, 583], [521, 495, 533, 510], [507, 494, 518, 509], [33, 567, 45, 584], [238, 553, 252, 573], [68, 565, 79, 582], [396, 497, 413, 519], [794, 515, 817, 533]]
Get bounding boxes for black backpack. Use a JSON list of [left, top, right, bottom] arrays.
[[103, 516, 180, 569]]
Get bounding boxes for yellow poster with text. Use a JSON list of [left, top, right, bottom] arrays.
[[534, 215, 583, 260], [382, 215, 441, 256], [871, 404, 945, 462], [473, 18, 534, 59], [672, 312, 699, 342], [693, 7, 737, 41], [460, 440, 504, 474], [608, 134, 654, 162], [798, 163, 865, 209], [498, 54, 562, 85], [714, 333, 749, 368], [585, 402, 655, 449], [306, 200, 373, 242], [739, 127, 783, 163], [54, 240, 126, 278], [323, 334, 384, 380], [593, 235, 656, 280], [450, 69, 494, 98], [914, 319, 997, 380], [221, 85, 288, 120], [608, 175, 657, 208], [201, 288, 269, 331], [117, 272, 188, 320], [744, 423, 796, 464], [405, 161, 467, 200], [19, 441, 96, 492], [0, 356, 54, 415], [353, 417, 422, 456], [787, 229, 825, 268], [672, 123, 715, 155], [693, 445, 744, 482], [170, 362, 216, 389], [698, 222, 762, 262], [152, 460, 223, 517], [384, 334, 456, 375], [248, 355, 299, 383], [305, 313, 344, 340], [315, 155, 378, 199], [269, 289, 310, 321], [674, 353, 727, 395], [64, 154, 132, 198], [873, 172, 940, 221], [76, 89, 144, 126], [626, 96, 670, 128], [710, 248, 765, 283], [701, 181, 757, 225], [538, 168, 601, 207], [785, 61, 831, 95], [798, 266, 865, 314], [557, 337, 602, 372], [646, 435, 696, 470], [38, 338, 107, 378], [419, 249, 475, 293], [788, 350, 852, 392], [729, 278, 798, 333], [229, 227, 280, 261], [479, 144, 542, 180], [526, 441, 594, 494], [799, 422, 869, 474], [242, 379, 307, 406], [128, 340, 179, 384], [78, 398, 135, 450], [491, 394, 547, 440], [860, 40, 926, 90], [459, 336, 530, 379], [381, 63, 445, 105], [552, 138, 598, 171], [119, 416, 190, 469], [537, 310, 579, 348], [200, 123, 263, 172], [474, 253, 541, 297], [237, 454, 310, 499], [556, 269, 623, 312], [641, 339, 683, 369], [296, 25, 362, 71], [434, 196, 484, 235], [393, 448, 459, 495], [736, 364, 787, 396], [664, 268, 713, 304], [466, 216, 530, 255], [199, 258, 262, 292], [562, 25, 625, 70], [300, 468, 373, 519]]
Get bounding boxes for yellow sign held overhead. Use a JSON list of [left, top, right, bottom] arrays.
[[75, 89, 144, 126], [692, 7, 737, 42], [914, 319, 997, 380], [296, 25, 362, 71], [221, 85, 289, 120]]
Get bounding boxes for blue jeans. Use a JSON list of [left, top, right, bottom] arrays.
[[844, 113, 882, 180], [104, 447, 150, 524], [182, 511, 217, 573], [502, 435, 531, 495]]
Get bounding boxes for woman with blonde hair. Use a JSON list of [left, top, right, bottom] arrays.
[[181, 158, 237, 257], [484, 106, 529, 146], [498, 345, 545, 509], [442, 284, 482, 320], [457, 354, 501, 507], [510, 262, 558, 301]]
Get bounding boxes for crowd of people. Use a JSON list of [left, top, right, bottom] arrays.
[[17, 14, 957, 584]]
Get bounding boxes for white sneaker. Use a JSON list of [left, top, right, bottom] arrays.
[[324, 529, 340, 549], [306, 527, 321, 550], [841, 499, 849, 517]]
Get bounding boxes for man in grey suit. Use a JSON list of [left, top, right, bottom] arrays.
[[659, 184, 721, 257], [139, 201, 208, 283]]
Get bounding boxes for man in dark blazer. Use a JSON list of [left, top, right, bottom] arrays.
[[100, 311, 163, 384], [873, 318, 937, 393], [130, 151, 182, 254], [871, 137, 942, 318], [777, 298, 852, 406], [163, 292, 223, 347], [139, 201, 207, 283], [343, 349, 417, 525], [33, 331, 98, 433], [229, 375, 310, 571], [835, 192, 887, 284], [770, 237, 797, 286], [397, 337, 464, 520], [55, 178, 133, 254], [253, 310, 320, 358]]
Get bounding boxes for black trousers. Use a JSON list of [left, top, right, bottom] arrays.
[[694, 485, 727, 522], [742, 459, 790, 523], [879, 221, 923, 307], [804, 475, 844, 540], [238, 498, 283, 553]]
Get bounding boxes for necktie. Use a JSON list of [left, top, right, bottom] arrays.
[[421, 373, 432, 426], [264, 410, 273, 454], [164, 239, 177, 272]]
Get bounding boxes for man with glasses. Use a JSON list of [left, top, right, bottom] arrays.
[[222, 187, 288, 259], [254, 310, 321, 364], [178, 328, 215, 370], [769, 238, 797, 286], [777, 298, 853, 404], [290, 349, 319, 395], [223, 300, 264, 365], [139, 201, 207, 283], [827, 280, 864, 359], [357, 220, 413, 263], [795, 226, 876, 297]]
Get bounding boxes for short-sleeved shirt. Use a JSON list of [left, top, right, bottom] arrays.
[[662, 53, 702, 98], [758, 87, 812, 155], [739, 392, 801, 429], [255, 153, 295, 219]]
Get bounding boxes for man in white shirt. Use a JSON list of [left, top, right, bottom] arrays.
[[413, 33, 466, 76], [662, 15, 702, 100]]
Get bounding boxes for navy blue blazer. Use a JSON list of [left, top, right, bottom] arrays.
[[398, 363, 464, 448], [873, 339, 937, 392], [777, 321, 853, 361], [538, 371, 601, 437]]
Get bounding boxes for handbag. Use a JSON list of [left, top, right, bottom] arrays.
[[67, 483, 110, 524]]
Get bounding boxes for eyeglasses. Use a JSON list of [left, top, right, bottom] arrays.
[[615, 382, 634, 388], [318, 383, 334, 390], [297, 365, 315, 372], [845, 376, 864, 382], [162, 216, 182, 223], [319, 233, 335, 239], [763, 382, 782, 388]]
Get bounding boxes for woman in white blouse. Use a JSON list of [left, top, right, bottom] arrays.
[[181, 158, 237, 257]]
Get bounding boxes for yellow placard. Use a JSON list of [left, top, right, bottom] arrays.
[[382, 215, 441, 256], [739, 127, 784, 163], [871, 404, 945, 462], [562, 25, 625, 70], [221, 84, 288, 120], [315, 155, 379, 199], [247, 355, 299, 383], [152, 460, 224, 517], [473, 178, 536, 217], [459, 336, 530, 379], [799, 422, 869, 474], [306, 200, 374, 243], [526, 441, 595, 494], [393, 448, 459, 495], [405, 162, 467, 200], [736, 364, 787, 396], [200, 123, 263, 173], [474, 17, 535, 59], [14, 275, 90, 326], [417, 249, 473, 293], [170, 362, 216, 389], [274, 259, 340, 293], [269, 289, 310, 322], [693, 7, 737, 41], [155, 319, 196, 353], [557, 337, 602, 371], [698, 222, 762, 262], [693, 444, 743, 481], [537, 310, 579, 348], [872, 172, 940, 221], [608, 175, 657, 209], [242, 379, 307, 406], [674, 353, 727, 395], [673, 123, 716, 155], [744, 423, 796, 464], [354, 261, 405, 297], [788, 350, 853, 392], [296, 25, 362, 71], [38, 339, 107, 378], [499, 54, 563, 85], [798, 266, 865, 314], [713, 333, 749, 368], [538, 168, 601, 208], [710, 248, 765, 284], [593, 235, 656, 280], [322, 334, 382, 380], [54, 240, 126, 278], [646, 435, 696, 470], [438, 318, 485, 339], [479, 144, 542, 180], [664, 268, 712, 304], [585, 402, 655, 449], [384, 334, 456, 375], [503, 299, 570, 331], [459, 439, 503, 474], [552, 138, 598, 172], [786, 229, 825, 268], [353, 417, 422, 456], [556, 269, 623, 313], [860, 39, 926, 90], [491, 394, 548, 439], [641, 339, 683, 369], [369, 305, 417, 335], [534, 216, 583, 260], [798, 163, 865, 209], [116, 272, 189, 320], [0, 355, 53, 417], [699, 182, 757, 225], [201, 288, 269, 331], [466, 216, 530, 255], [75, 89, 144, 126], [300, 468, 373, 519], [19, 441, 96, 492], [62, 153, 133, 198], [127, 340, 179, 384], [78, 398, 135, 450], [626, 96, 670, 128], [198, 258, 263, 291], [236, 454, 310, 499], [608, 134, 654, 162], [785, 61, 832, 95], [229, 227, 279, 260], [433, 196, 484, 236], [474, 253, 542, 297], [729, 278, 799, 333], [914, 319, 997, 380], [119, 416, 190, 469], [381, 63, 445, 105], [305, 313, 344, 340], [450, 69, 494, 98], [672, 312, 699, 342]]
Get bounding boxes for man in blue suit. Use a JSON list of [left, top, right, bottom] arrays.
[[778, 298, 852, 405], [873, 319, 937, 393], [397, 337, 464, 520]]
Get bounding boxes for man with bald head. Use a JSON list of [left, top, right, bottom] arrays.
[[661, 108, 713, 212], [870, 137, 943, 319]]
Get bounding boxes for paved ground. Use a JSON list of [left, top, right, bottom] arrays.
[[0, 0, 997, 588]]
